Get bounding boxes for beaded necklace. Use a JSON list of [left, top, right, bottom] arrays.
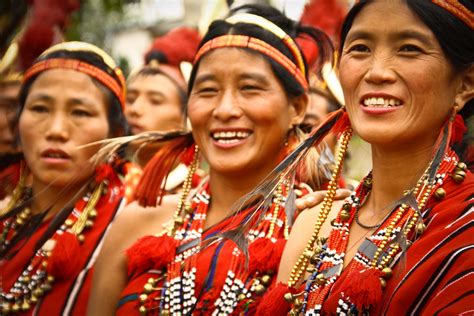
[[135, 149, 299, 315], [287, 149, 461, 315], [0, 165, 117, 314]]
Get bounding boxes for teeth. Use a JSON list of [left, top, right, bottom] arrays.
[[212, 131, 251, 140], [363, 97, 401, 107]]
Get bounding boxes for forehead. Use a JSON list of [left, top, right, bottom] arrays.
[[196, 47, 274, 76], [348, 0, 433, 39], [128, 73, 179, 94]]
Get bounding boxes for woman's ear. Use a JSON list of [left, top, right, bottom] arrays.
[[454, 65, 474, 112], [289, 93, 308, 127]]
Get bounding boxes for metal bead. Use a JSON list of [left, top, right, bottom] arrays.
[[174, 217, 184, 225], [303, 250, 314, 259], [452, 170, 466, 184], [313, 245, 323, 255], [143, 283, 153, 294], [306, 266, 316, 273], [139, 294, 148, 303], [238, 293, 247, 301], [289, 309, 299, 316], [434, 188, 446, 200], [380, 277, 387, 288], [261, 274, 272, 286], [16, 217, 24, 225], [78, 234, 85, 243], [2, 303, 11, 313], [382, 267, 393, 279], [185, 204, 194, 214], [11, 303, 20, 313], [254, 284, 266, 295], [30, 295, 38, 303], [65, 219, 74, 227], [415, 222, 426, 235], [33, 288, 44, 297], [315, 273, 326, 285], [293, 298, 303, 308], [284, 292, 295, 303], [363, 178, 373, 188], [342, 203, 351, 211], [85, 220, 94, 228], [139, 305, 147, 316], [330, 218, 336, 226], [47, 275, 55, 283], [340, 210, 350, 221], [318, 237, 328, 245], [88, 210, 98, 219], [160, 310, 170, 316], [21, 300, 31, 311], [456, 162, 467, 171]]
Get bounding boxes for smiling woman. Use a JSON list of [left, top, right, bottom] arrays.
[[264, 0, 474, 315], [87, 4, 333, 315], [0, 42, 129, 315]]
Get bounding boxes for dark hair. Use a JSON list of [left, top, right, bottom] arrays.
[[128, 66, 187, 119], [188, 4, 333, 99], [17, 50, 128, 138], [340, 0, 474, 165]]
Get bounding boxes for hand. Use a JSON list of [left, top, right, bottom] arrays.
[[295, 189, 352, 211]]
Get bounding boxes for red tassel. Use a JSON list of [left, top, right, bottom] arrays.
[[341, 267, 383, 311], [256, 282, 293, 316], [94, 163, 114, 183], [450, 114, 467, 145], [126, 235, 176, 278], [332, 110, 351, 137], [134, 134, 194, 207], [180, 144, 196, 166], [248, 238, 286, 274], [46, 232, 81, 279]]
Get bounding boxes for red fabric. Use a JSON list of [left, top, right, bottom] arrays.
[[322, 171, 474, 314], [117, 198, 303, 315], [0, 168, 125, 316], [0, 162, 21, 200]]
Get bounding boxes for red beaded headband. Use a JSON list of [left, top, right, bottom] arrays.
[[431, 0, 473, 29], [23, 58, 126, 110], [193, 35, 309, 90]]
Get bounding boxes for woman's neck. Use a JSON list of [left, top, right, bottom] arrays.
[[207, 166, 277, 226], [29, 179, 88, 217], [367, 142, 435, 215]]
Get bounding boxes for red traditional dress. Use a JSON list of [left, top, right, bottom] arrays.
[[0, 163, 127, 315], [117, 180, 307, 315], [269, 150, 473, 315]]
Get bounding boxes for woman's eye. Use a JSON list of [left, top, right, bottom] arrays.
[[72, 109, 92, 117], [347, 44, 370, 53], [399, 44, 422, 53], [241, 85, 260, 91], [30, 105, 48, 113]]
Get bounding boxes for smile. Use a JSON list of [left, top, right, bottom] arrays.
[[211, 130, 252, 144], [362, 97, 402, 108]]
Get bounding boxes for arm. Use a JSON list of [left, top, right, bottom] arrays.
[[277, 200, 345, 284], [87, 198, 176, 315]]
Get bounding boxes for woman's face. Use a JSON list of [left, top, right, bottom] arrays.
[[339, 0, 465, 149], [19, 69, 110, 188], [125, 74, 184, 134], [188, 48, 306, 177]]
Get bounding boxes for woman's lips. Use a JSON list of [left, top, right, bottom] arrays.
[[40, 148, 71, 164], [210, 129, 252, 149]]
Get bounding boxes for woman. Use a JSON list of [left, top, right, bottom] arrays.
[[88, 5, 334, 315], [264, 0, 474, 315], [123, 28, 201, 201], [0, 41, 128, 315]]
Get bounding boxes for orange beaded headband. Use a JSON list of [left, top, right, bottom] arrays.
[[194, 35, 308, 90], [431, 0, 473, 29], [23, 58, 126, 110], [225, 13, 307, 77]]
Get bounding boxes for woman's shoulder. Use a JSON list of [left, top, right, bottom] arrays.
[[107, 194, 179, 247]]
